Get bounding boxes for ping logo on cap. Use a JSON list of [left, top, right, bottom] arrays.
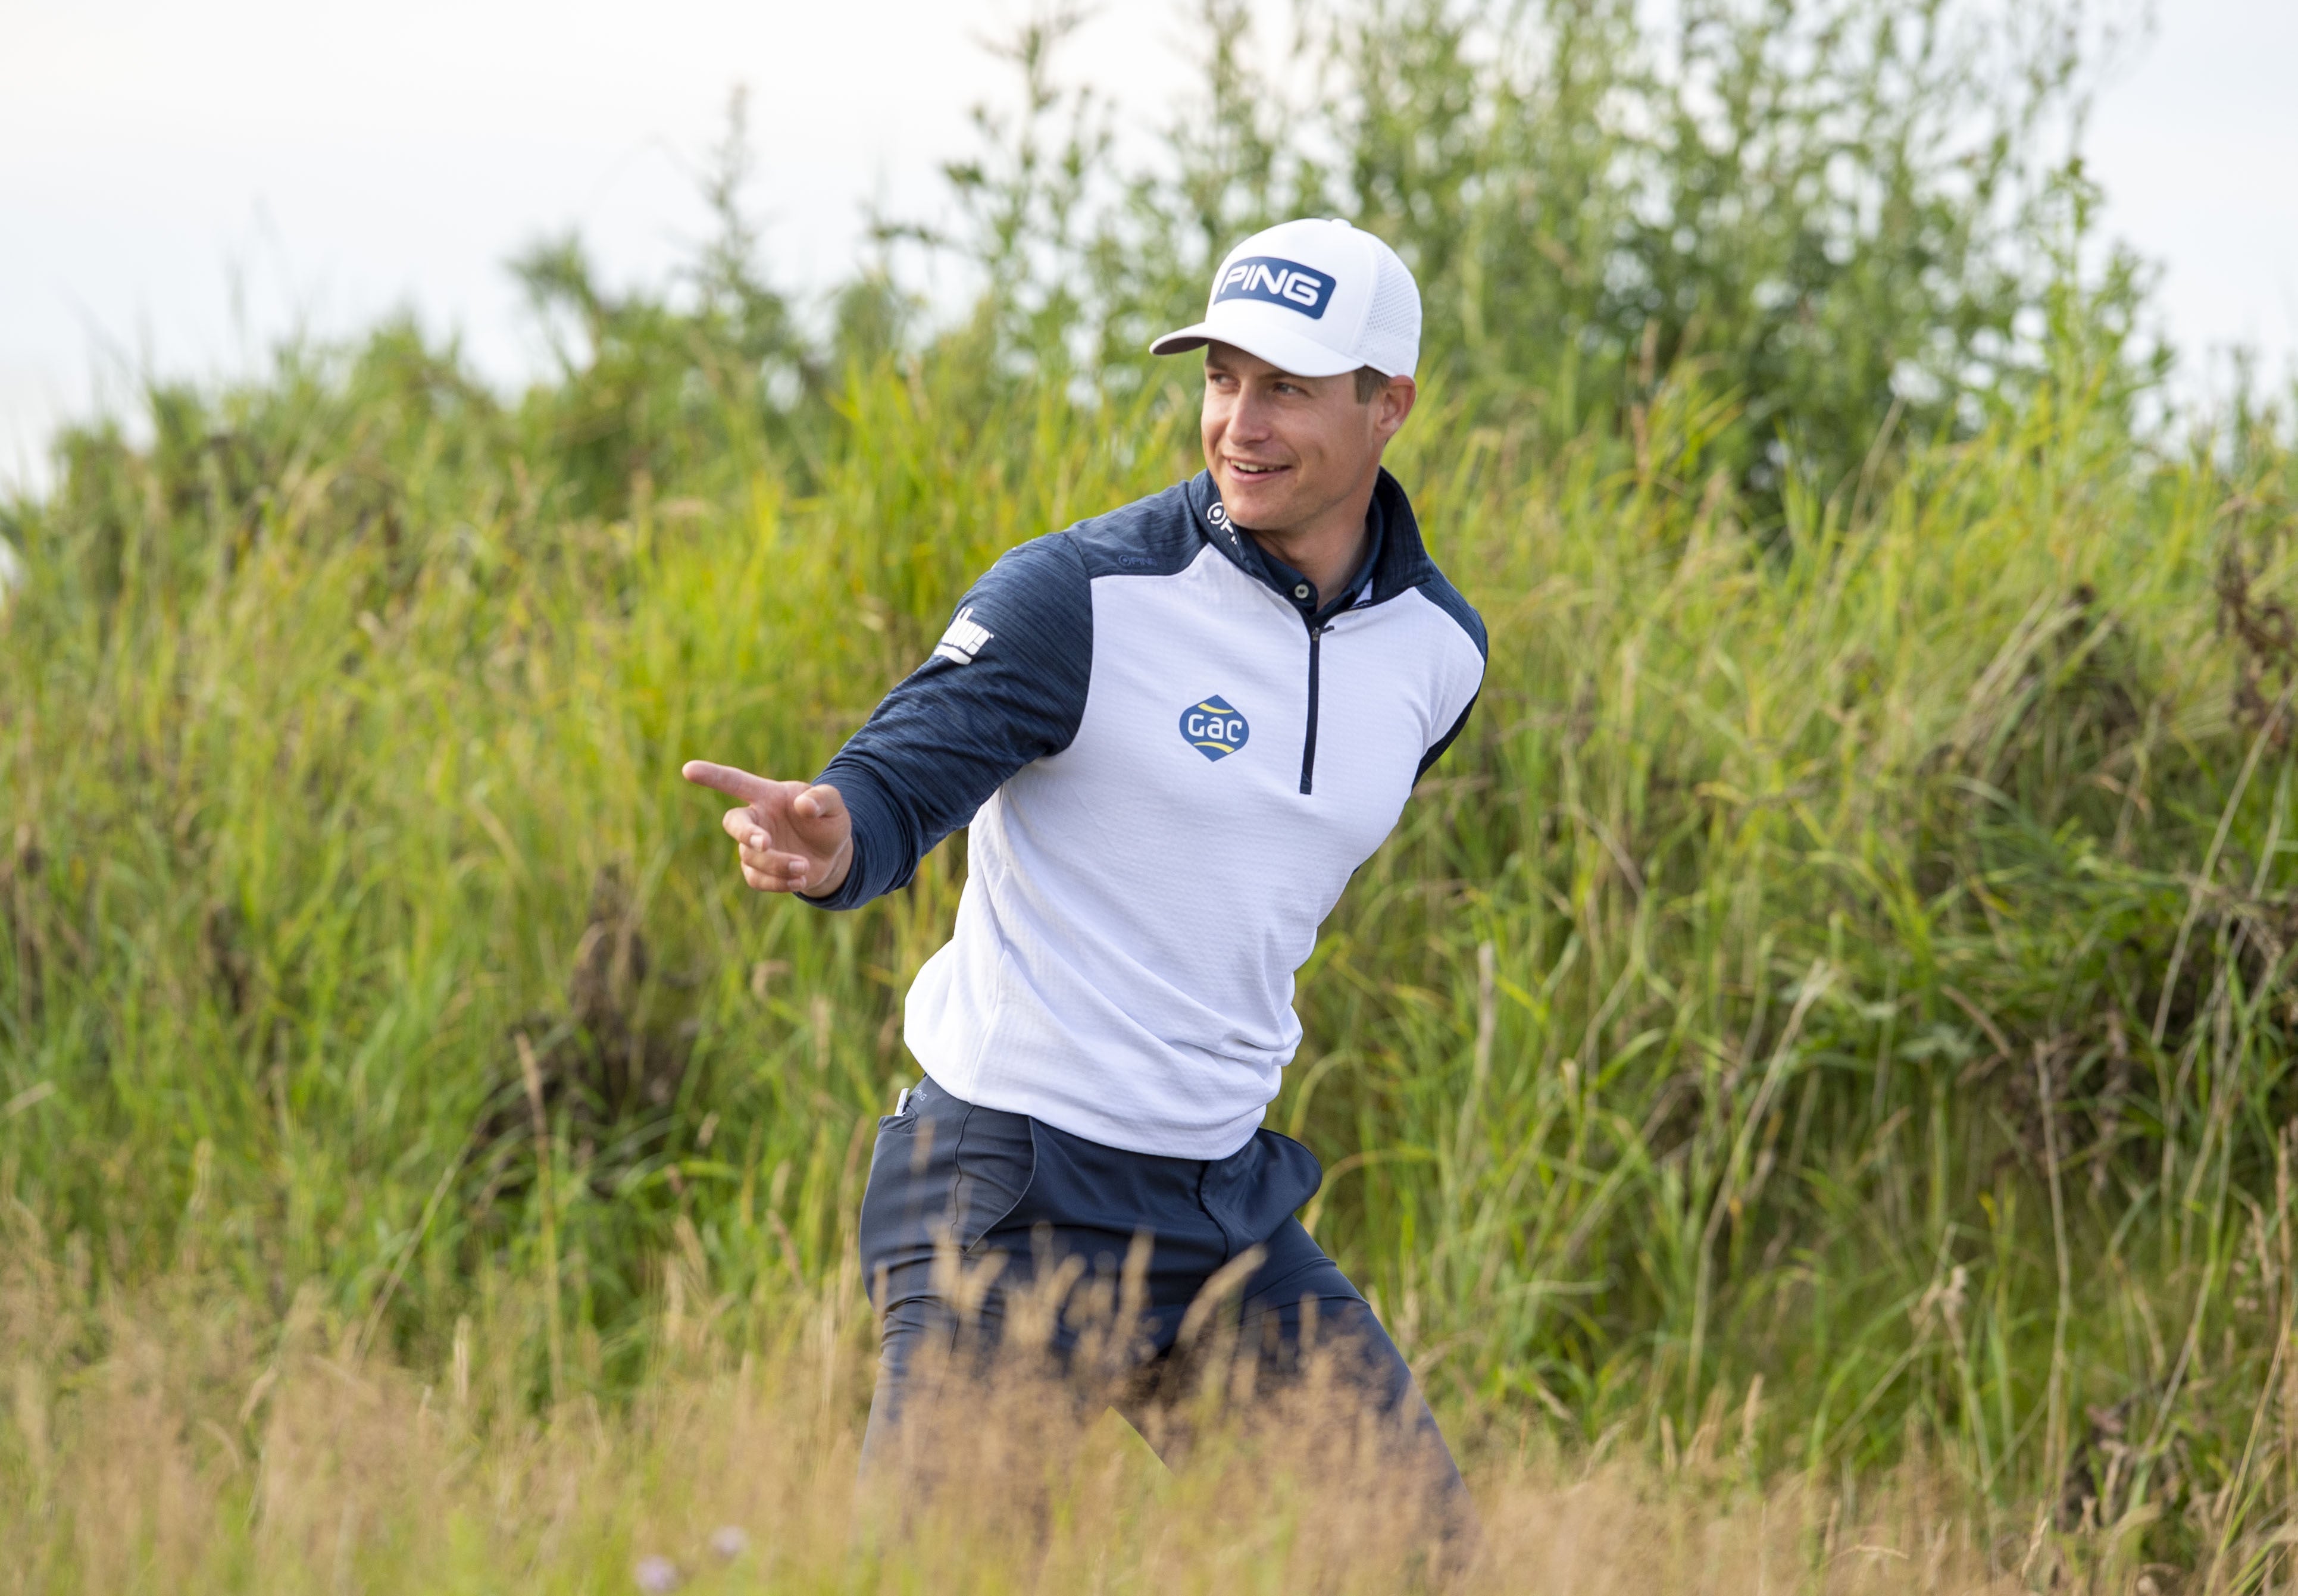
[[1212, 256, 1335, 320], [1179, 696, 1250, 761]]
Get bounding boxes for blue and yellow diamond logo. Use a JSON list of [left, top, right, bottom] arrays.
[[1179, 696, 1250, 761]]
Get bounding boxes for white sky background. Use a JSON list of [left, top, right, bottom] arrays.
[[2, 0, 2294, 497]]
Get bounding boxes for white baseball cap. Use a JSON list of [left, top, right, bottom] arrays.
[[1150, 218, 1421, 380]]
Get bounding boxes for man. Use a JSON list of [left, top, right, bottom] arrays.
[[683, 218, 1486, 1522]]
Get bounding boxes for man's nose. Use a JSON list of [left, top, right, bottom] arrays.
[[1225, 391, 1275, 440]]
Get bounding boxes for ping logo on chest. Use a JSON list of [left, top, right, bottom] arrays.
[[1179, 696, 1250, 762]]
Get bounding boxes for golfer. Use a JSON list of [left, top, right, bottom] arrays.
[[684, 219, 1484, 1520]]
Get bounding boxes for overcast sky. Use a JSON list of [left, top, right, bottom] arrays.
[[4, 0, 2294, 496]]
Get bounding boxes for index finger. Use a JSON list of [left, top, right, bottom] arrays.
[[681, 761, 777, 805]]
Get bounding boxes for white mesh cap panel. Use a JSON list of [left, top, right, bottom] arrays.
[[1148, 216, 1422, 379], [1358, 237, 1421, 378]]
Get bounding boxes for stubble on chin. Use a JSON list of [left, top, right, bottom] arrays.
[[1221, 488, 1287, 533], [1215, 467, 1295, 523]]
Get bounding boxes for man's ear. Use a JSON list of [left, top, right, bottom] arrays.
[[1376, 377, 1418, 440]]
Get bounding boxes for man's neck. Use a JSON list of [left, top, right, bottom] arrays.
[[1241, 478, 1378, 605]]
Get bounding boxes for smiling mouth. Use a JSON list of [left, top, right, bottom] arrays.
[[1227, 461, 1289, 477]]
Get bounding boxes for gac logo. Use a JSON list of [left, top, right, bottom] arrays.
[[1180, 696, 1250, 761]]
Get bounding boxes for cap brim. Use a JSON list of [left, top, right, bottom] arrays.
[[1148, 315, 1362, 378]]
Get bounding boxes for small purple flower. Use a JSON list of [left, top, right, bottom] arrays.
[[633, 1554, 681, 1593], [708, 1525, 750, 1560]]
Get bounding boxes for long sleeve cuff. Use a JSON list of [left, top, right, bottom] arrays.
[[796, 760, 915, 911]]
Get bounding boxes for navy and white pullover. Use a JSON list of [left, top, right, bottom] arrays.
[[811, 467, 1487, 1158]]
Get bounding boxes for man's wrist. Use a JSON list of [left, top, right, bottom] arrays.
[[814, 838, 854, 898], [796, 833, 859, 908]]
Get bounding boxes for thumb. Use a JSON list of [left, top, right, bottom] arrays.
[[681, 760, 777, 806], [793, 783, 848, 823]]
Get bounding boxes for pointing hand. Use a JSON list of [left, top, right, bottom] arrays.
[[681, 761, 854, 898]]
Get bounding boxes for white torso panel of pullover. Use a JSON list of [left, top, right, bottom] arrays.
[[899, 528, 1487, 1157]]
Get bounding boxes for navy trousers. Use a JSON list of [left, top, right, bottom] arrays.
[[854, 1074, 1467, 1524]]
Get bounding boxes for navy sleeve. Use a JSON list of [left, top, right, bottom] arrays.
[[803, 533, 1093, 909], [1412, 571, 1488, 780]]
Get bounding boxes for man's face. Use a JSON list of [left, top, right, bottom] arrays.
[[1199, 342, 1415, 536]]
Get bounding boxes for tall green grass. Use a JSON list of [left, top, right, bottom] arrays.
[[5, 308, 2297, 1576]]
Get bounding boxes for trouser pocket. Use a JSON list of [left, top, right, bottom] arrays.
[[951, 1104, 1037, 1255], [859, 1078, 1040, 1297], [858, 1081, 956, 1306]]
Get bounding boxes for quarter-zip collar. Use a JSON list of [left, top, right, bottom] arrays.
[[1182, 468, 1430, 799], [1183, 466, 1431, 624]]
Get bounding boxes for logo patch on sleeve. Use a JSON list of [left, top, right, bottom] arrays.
[[1178, 696, 1250, 761], [932, 606, 994, 665]]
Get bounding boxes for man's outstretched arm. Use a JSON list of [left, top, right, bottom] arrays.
[[683, 532, 1094, 906]]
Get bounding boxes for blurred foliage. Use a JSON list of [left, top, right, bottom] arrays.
[[964, 0, 2167, 506]]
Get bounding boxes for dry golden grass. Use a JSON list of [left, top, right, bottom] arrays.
[[0, 1253, 2053, 1596]]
